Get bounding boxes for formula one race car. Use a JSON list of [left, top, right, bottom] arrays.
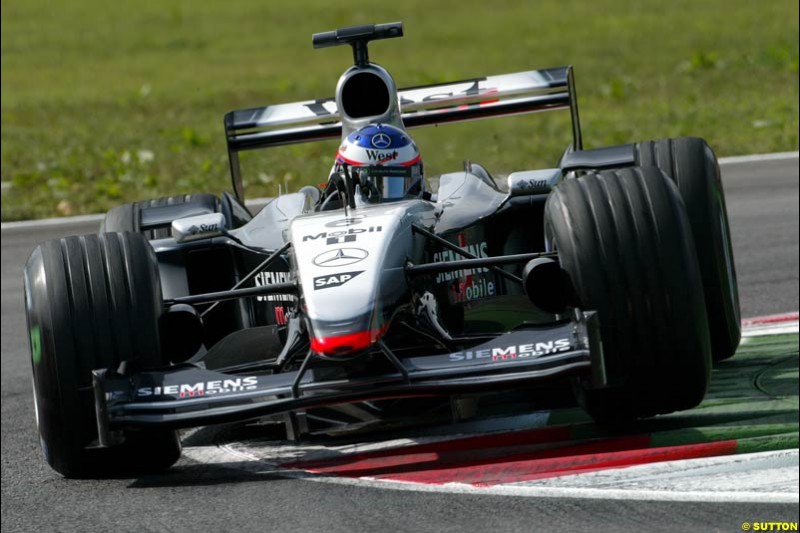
[[25, 22, 740, 477]]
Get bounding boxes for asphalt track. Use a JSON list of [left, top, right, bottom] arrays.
[[2, 155, 798, 533]]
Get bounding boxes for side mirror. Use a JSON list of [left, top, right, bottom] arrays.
[[171, 213, 225, 243], [507, 169, 561, 197]]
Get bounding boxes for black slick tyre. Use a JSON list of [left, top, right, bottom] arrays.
[[635, 137, 740, 360], [24, 232, 180, 478], [545, 167, 712, 421]]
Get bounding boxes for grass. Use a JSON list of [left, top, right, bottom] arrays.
[[1, 0, 798, 220]]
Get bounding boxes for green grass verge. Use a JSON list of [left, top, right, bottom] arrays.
[[2, 0, 798, 220], [551, 332, 799, 453]]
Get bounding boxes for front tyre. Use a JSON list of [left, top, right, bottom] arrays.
[[545, 167, 712, 421], [25, 232, 180, 478], [635, 137, 740, 360]]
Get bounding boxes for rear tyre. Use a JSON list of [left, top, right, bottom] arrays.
[[635, 137, 740, 360], [545, 167, 712, 421], [102, 193, 223, 240], [25, 232, 181, 477]]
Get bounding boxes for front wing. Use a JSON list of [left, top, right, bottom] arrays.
[[94, 312, 605, 436]]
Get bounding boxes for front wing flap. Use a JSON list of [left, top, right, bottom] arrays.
[[96, 311, 604, 432]]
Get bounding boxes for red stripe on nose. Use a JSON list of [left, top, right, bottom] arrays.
[[311, 330, 374, 356]]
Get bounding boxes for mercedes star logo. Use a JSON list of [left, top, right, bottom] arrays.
[[371, 133, 392, 149], [325, 216, 364, 228], [313, 248, 369, 267]]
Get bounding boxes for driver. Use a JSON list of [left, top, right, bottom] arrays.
[[330, 123, 425, 203]]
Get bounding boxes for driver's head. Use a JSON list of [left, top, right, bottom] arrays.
[[334, 123, 424, 202]]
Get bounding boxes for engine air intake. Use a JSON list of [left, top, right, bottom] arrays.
[[340, 72, 391, 119]]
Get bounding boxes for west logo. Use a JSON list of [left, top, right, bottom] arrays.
[[313, 271, 364, 290], [366, 149, 399, 163]]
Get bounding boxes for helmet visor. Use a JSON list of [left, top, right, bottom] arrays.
[[352, 165, 422, 203]]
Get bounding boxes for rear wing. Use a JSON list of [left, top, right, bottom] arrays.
[[224, 66, 582, 201]]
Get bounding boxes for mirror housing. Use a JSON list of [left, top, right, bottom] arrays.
[[171, 213, 225, 243]]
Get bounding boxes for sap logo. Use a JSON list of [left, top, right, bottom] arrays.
[[313, 271, 364, 290], [366, 149, 399, 163]]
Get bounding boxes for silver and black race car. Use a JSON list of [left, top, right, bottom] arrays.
[[24, 22, 740, 477]]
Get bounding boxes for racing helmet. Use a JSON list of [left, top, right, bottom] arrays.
[[334, 123, 424, 202]]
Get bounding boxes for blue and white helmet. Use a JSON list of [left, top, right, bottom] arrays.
[[335, 123, 424, 202]]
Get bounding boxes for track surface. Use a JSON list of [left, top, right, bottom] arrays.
[[2, 156, 798, 532]]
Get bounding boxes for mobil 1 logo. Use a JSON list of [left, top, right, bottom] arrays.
[[303, 226, 383, 246], [313, 270, 364, 290]]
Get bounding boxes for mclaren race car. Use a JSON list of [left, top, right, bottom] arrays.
[[24, 22, 740, 477]]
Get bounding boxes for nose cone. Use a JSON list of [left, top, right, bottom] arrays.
[[309, 325, 384, 356], [289, 206, 408, 356]]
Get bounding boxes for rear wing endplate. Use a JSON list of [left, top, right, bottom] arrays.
[[224, 66, 582, 200]]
